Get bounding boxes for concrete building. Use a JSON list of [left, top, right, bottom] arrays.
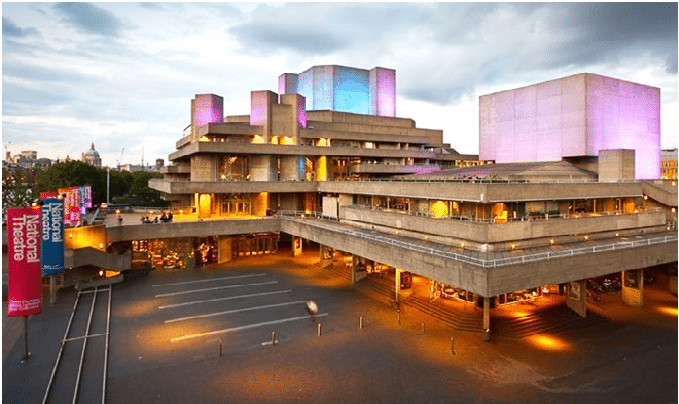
[[661, 148, 677, 180], [63, 66, 676, 340], [479, 73, 661, 180]]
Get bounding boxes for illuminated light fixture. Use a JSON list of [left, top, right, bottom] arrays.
[[99, 243, 104, 249], [615, 233, 619, 237], [200, 195, 206, 201], [549, 239, 555, 245], [252, 135, 265, 144], [220, 174, 226, 180], [199, 136, 210, 142], [584, 235, 589, 241], [460, 242, 465, 249], [672, 208, 676, 213], [69, 234, 73, 238], [179, 210, 183, 214], [643, 195, 648, 200], [510, 243, 516, 250], [99, 270, 104, 277]]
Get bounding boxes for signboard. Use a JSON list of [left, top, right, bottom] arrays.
[[58, 188, 71, 225], [40, 191, 58, 199], [69, 187, 80, 224], [7, 207, 43, 317], [41, 199, 64, 275], [84, 185, 92, 209]]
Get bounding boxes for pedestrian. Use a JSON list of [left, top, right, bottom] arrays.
[[306, 300, 318, 322]]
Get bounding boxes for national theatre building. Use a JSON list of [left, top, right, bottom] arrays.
[[69, 65, 677, 339]]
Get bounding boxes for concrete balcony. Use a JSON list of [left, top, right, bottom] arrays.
[[350, 163, 440, 175], [106, 216, 280, 243], [168, 141, 436, 161], [339, 205, 669, 249], [149, 179, 319, 194]]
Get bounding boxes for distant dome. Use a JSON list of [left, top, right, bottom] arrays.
[[81, 143, 102, 167]]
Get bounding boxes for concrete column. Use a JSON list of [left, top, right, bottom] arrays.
[[566, 279, 587, 318], [292, 236, 302, 257], [218, 236, 232, 263], [319, 245, 333, 268], [482, 297, 491, 341], [350, 255, 367, 284], [395, 268, 402, 302], [621, 269, 644, 307], [280, 156, 304, 181]]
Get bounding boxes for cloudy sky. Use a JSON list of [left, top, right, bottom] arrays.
[[2, 2, 677, 167]]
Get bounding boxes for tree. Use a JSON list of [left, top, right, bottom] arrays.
[[35, 161, 106, 204], [2, 166, 40, 218]]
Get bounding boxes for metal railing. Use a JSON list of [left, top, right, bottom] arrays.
[[278, 210, 677, 268], [345, 204, 664, 224]]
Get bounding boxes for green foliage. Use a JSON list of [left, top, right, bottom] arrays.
[[2, 166, 40, 217], [33, 161, 167, 207]]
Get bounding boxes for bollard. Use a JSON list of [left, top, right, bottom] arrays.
[[272, 331, 276, 346], [421, 323, 425, 335], [397, 309, 401, 325], [317, 323, 322, 337], [219, 339, 222, 357], [451, 337, 456, 355], [359, 316, 363, 329]]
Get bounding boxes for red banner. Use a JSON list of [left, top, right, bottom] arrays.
[[7, 207, 43, 317], [40, 191, 59, 199]]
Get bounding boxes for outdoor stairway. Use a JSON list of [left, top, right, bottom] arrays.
[[359, 275, 483, 333], [322, 264, 611, 338], [494, 304, 611, 338], [323, 261, 353, 283]]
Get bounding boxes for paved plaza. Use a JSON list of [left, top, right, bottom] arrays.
[[3, 251, 678, 403]]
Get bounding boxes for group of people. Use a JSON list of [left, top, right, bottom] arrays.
[[141, 211, 173, 224]]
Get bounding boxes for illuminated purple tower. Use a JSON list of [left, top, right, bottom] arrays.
[[279, 65, 396, 117], [479, 73, 661, 180]]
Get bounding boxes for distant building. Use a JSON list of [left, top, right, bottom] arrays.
[[661, 148, 677, 180], [81, 143, 102, 168]]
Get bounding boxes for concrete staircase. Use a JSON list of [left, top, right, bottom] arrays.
[[494, 304, 611, 338], [320, 262, 611, 338]]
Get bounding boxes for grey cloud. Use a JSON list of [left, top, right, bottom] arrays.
[[2, 17, 39, 38], [53, 2, 122, 37], [230, 23, 348, 55]]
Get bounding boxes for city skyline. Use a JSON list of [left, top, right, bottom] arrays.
[[2, 2, 677, 167]]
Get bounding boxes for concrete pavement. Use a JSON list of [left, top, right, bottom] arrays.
[[3, 251, 677, 403]]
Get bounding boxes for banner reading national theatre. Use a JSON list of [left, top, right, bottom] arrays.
[[41, 198, 65, 275], [7, 207, 43, 317]]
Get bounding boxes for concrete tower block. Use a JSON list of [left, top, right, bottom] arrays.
[[250, 90, 278, 142], [369, 67, 396, 117], [192, 94, 224, 138], [598, 149, 635, 182]]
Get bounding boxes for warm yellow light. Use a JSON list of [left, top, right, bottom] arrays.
[[99, 243, 104, 249], [528, 335, 570, 351], [460, 242, 465, 249], [672, 208, 676, 213], [116, 209, 120, 214], [643, 195, 648, 200], [615, 233, 619, 237], [69, 234, 73, 238], [656, 306, 678, 316], [199, 136, 209, 142], [584, 235, 589, 241], [549, 239, 555, 245], [252, 135, 265, 144], [99, 270, 104, 277], [280, 136, 295, 145], [429, 201, 449, 218], [200, 195, 206, 201], [510, 243, 516, 250]]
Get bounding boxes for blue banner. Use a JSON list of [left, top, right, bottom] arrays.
[[41, 198, 64, 275]]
